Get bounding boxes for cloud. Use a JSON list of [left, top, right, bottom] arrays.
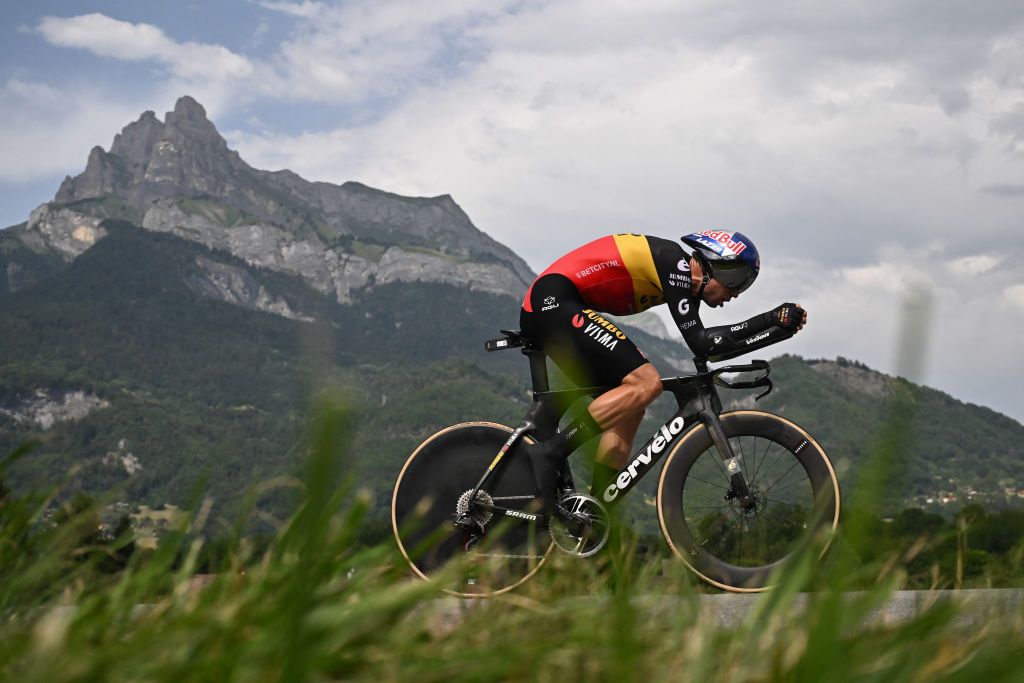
[[1005, 284, 1024, 311], [254, 1, 325, 18], [990, 103, 1024, 150], [711, 251, 1024, 422], [32, 6, 516, 106], [36, 14, 253, 81], [26, 5, 1024, 273], [258, 0, 520, 102], [227, 26, 1023, 265], [947, 254, 1002, 276], [0, 79, 145, 183], [980, 183, 1024, 198], [12, 2, 1024, 421]]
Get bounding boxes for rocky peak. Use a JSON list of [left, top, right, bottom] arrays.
[[170, 95, 207, 121], [163, 96, 226, 149], [57, 96, 237, 208], [108, 109, 165, 172], [32, 95, 537, 301], [55, 146, 128, 203]]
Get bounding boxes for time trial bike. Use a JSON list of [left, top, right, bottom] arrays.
[[391, 329, 841, 596]]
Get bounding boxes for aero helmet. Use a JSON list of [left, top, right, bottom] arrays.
[[681, 230, 760, 297]]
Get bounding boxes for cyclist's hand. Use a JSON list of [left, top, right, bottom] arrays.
[[772, 303, 806, 333]]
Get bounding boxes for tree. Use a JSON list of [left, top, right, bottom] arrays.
[[892, 508, 945, 537]]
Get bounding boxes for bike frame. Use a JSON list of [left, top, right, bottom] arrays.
[[469, 338, 774, 524]]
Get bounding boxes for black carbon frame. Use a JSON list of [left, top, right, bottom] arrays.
[[467, 345, 772, 523]]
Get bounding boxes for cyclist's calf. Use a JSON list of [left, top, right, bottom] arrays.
[[597, 409, 646, 465]]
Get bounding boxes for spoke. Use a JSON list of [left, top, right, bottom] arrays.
[[722, 514, 742, 559], [704, 451, 733, 484], [685, 473, 729, 489], [763, 459, 802, 494], [737, 516, 745, 566], [736, 437, 750, 485], [751, 437, 775, 484], [686, 510, 732, 533], [748, 436, 759, 484], [765, 467, 809, 496], [687, 509, 730, 525], [754, 515, 767, 563], [691, 510, 736, 549], [767, 497, 806, 508], [683, 491, 728, 506], [757, 515, 782, 562], [683, 503, 731, 511], [770, 478, 810, 493]]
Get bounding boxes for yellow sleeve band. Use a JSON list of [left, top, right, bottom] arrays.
[[613, 233, 663, 311]]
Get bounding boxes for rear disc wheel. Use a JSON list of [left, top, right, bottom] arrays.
[[392, 422, 551, 597]]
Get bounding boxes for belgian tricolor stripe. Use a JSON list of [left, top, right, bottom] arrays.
[[613, 233, 664, 312]]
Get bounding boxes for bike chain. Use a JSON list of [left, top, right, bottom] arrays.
[[463, 494, 549, 560]]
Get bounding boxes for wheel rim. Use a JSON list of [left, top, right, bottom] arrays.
[[391, 422, 552, 597], [658, 411, 841, 592]]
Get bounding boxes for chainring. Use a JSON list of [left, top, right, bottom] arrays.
[[548, 493, 610, 558]]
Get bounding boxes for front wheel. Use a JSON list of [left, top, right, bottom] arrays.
[[658, 411, 841, 592]]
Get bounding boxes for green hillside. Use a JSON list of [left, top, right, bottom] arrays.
[[1, 221, 1021, 541], [0, 224, 62, 296], [0, 222, 532, 520], [748, 355, 1024, 511]]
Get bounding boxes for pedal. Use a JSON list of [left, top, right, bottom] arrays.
[[554, 504, 593, 538]]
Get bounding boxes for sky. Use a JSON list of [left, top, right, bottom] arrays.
[[1, 1, 1022, 422]]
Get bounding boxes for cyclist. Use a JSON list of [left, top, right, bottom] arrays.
[[520, 231, 807, 509]]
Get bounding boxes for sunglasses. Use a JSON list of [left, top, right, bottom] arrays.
[[704, 259, 757, 293]]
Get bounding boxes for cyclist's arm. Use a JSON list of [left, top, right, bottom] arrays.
[[649, 236, 804, 361], [700, 322, 794, 362], [697, 303, 805, 361], [666, 294, 787, 361]]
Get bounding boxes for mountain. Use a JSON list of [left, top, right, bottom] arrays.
[[11, 96, 533, 306], [0, 95, 685, 526], [1, 97, 1021, 537], [0, 221, 530, 514]]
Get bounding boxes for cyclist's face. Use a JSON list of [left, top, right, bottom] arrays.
[[690, 257, 740, 307], [704, 278, 740, 307]]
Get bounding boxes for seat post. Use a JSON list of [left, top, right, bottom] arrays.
[[524, 347, 550, 394]]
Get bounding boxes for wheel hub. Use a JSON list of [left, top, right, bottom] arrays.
[[456, 489, 494, 528], [727, 483, 767, 517]]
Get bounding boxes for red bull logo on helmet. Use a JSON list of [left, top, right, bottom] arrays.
[[699, 230, 748, 257]]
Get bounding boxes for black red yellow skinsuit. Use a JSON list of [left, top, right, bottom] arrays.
[[520, 234, 793, 386]]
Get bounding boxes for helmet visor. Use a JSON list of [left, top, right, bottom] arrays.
[[708, 260, 757, 293]]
